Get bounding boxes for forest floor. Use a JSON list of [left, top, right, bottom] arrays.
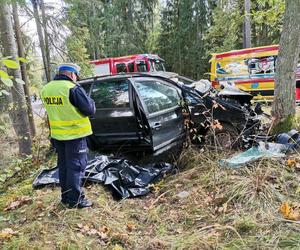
[[1, 106, 300, 249]]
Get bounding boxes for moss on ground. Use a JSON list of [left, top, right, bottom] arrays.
[[271, 115, 300, 135]]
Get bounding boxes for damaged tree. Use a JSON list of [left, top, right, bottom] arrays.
[[272, 0, 300, 131]]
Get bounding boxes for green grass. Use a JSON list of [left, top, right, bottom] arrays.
[[1, 147, 300, 249]]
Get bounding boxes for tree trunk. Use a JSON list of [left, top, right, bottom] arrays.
[[31, 0, 50, 82], [272, 0, 300, 124], [40, 0, 51, 79], [12, 3, 36, 137], [243, 0, 251, 48], [0, 3, 32, 156]]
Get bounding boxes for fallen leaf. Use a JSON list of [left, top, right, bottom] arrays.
[[0, 228, 18, 240], [280, 202, 300, 221], [287, 159, 297, 168], [126, 222, 136, 232], [287, 210, 300, 221], [280, 202, 291, 217], [36, 201, 44, 209], [99, 226, 110, 233], [4, 196, 32, 211], [211, 119, 223, 130], [5, 201, 21, 211]]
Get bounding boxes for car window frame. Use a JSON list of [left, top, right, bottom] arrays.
[[128, 62, 135, 72], [80, 82, 93, 96], [89, 78, 133, 110], [131, 77, 182, 118], [136, 60, 148, 72], [116, 63, 128, 73]]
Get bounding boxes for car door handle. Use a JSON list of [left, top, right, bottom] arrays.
[[152, 122, 162, 130]]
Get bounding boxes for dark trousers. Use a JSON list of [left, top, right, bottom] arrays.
[[52, 137, 88, 205]]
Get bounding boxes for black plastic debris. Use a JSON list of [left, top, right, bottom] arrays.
[[275, 129, 300, 151], [33, 154, 173, 199], [33, 167, 60, 186]]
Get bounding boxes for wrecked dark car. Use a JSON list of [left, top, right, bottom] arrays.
[[79, 72, 262, 157]]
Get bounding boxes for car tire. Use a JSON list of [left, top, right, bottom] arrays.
[[205, 123, 240, 150]]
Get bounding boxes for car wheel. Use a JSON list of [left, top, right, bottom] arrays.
[[205, 123, 240, 150]]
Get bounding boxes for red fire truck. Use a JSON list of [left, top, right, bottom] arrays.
[[90, 54, 166, 76]]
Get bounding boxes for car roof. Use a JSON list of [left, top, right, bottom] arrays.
[[78, 71, 186, 85]]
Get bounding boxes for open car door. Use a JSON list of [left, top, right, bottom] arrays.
[[131, 77, 186, 155], [88, 78, 145, 151]]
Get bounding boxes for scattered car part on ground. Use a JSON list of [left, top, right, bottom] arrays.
[[220, 130, 300, 168], [220, 142, 286, 168]]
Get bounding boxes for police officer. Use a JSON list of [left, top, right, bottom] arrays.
[[41, 63, 95, 208]]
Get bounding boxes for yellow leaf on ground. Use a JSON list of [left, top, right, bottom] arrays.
[[287, 159, 297, 168], [287, 210, 300, 221], [280, 202, 300, 220], [0, 228, 18, 240], [280, 202, 291, 217]]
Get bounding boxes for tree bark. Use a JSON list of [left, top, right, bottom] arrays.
[[40, 0, 51, 79], [12, 3, 36, 137], [243, 0, 251, 48], [0, 3, 32, 155], [272, 0, 300, 123], [31, 0, 50, 82]]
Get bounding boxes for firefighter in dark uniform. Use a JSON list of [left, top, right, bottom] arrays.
[[41, 63, 95, 208]]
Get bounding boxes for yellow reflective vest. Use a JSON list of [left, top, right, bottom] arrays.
[[41, 80, 92, 140]]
